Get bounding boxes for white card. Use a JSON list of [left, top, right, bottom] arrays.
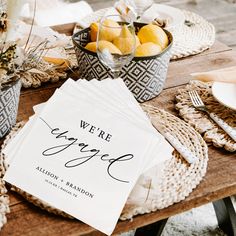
[[4, 79, 173, 171], [4, 86, 159, 235], [60, 79, 173, 171]]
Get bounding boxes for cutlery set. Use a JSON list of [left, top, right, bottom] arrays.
[[189, 90, 236, 142], [163, 89, 236, 165]]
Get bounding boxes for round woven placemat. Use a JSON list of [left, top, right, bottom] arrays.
[[1, 106, 208, 221], [120, 105, 208, 219], [171, 10, 215, 59], [175, 80, 236, 152], [0, 137, 11, 230], [75, 8, 215, 60]]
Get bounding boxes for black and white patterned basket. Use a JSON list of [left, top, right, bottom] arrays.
[[0, 79, 21, 138], [72, 22, 173, 102]]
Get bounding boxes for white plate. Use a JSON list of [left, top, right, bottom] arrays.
[[140, 4, 185, 30], [212, 82, 236, 110]]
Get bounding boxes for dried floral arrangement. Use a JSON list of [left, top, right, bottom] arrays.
[[0, 0, 27, 89], [17, 39, 68, 88], [0, 0, 76, 89], [0, 6, 20, 88]]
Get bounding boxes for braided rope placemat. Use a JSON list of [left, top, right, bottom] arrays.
[[0, 134, 11, 230], [175, 80, 236, 152], [171, 10, 215, 59], [0, 107, 208, 221], [0, 171, 9, 230], [75, 8, 215, 60], [120, 105, 208, 219]]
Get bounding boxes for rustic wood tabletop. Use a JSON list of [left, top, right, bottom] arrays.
[[1, 0, 236, 234], [0, 36, 235, 235]]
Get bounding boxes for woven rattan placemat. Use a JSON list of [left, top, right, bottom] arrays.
[[1, 106, 208, 221], [75, 8, 215, 60], [121, 105, 208, 219], [176, 80, 236, 152], [0, 136, 10, 230], [171, 10, 215, 59]]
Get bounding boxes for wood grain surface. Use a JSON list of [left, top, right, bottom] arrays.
[[0, 28, 236, 236], [0, 12, 236, 236], [1, 1, 236, 234]]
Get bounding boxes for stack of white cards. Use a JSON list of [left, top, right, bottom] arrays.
[[3, 78, 173, 235]]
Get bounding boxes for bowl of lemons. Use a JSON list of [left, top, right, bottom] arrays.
[[72, 20, 173, 102]]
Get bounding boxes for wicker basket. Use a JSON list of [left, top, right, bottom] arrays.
[[0, 79, 21, 138], [72, 22, 173, 102]]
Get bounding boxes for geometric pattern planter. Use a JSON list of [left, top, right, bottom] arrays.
[[0, 79, 21, 138], [73, 22, 173, 102]]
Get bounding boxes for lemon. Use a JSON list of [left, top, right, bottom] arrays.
[[85, 42, 97, 53], [137, 24, 169, 50], [90, 22, 99, 42], [97, 40, 122, 54], [113, 25, 136, 54], [135, 42, 162, 57], [99, 19, 121, 42], [85, 41, 122, 54]]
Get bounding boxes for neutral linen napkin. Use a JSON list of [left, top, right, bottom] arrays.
[[4, 88, 155, 235], [191, 66, 236, 84], [3, 79, 173, 172], [21, 0, 93, 26], [3, 78, 174, 236]]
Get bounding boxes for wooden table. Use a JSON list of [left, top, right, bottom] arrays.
[[0, 25, 236, 235]]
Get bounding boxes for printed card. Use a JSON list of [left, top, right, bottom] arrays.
[[3, 78, 173, 235]]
